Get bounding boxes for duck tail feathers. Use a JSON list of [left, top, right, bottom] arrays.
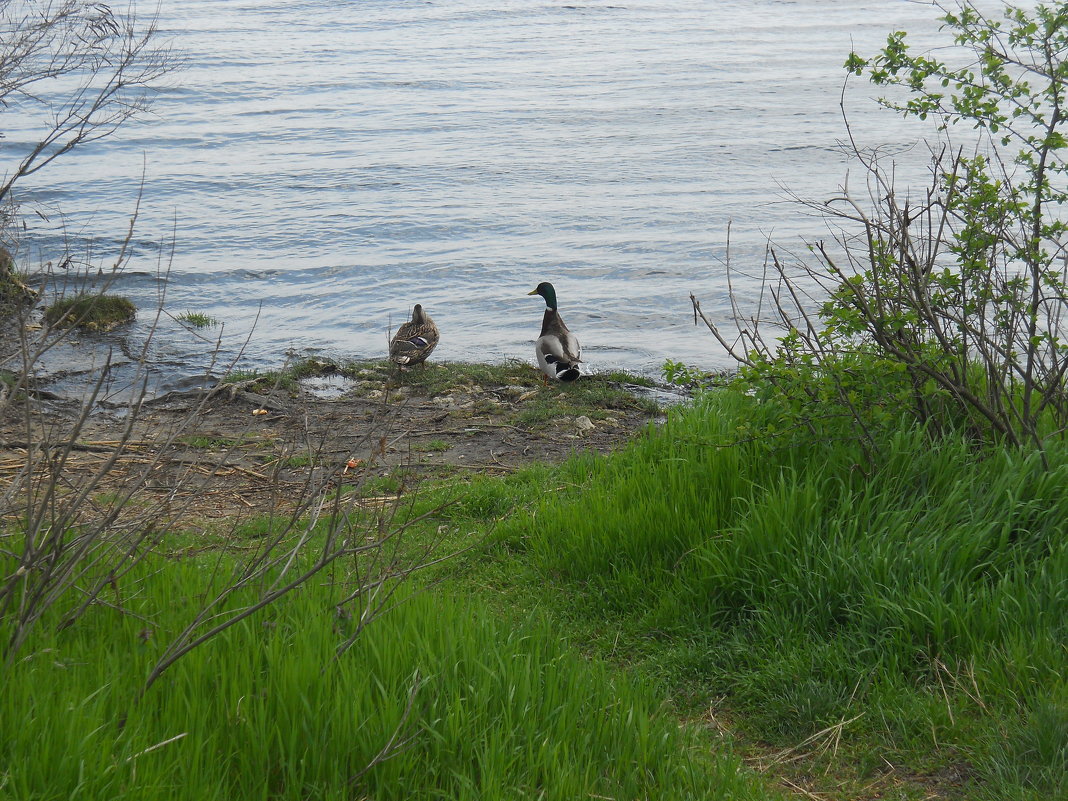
[[544, 354, 580, 381]]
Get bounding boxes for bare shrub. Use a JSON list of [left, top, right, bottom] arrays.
[[0, 0, 175, 208], [0, 3, 455, 698]]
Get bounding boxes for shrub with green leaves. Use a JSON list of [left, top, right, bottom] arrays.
[[697, 2, 1068, 466]]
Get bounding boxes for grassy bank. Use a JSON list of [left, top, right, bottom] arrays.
[[0, 547, 766, 800], [3, 376, 1066, 799], [430, 390, 1068, 799]]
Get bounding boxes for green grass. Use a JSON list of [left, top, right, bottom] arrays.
[[0, 369, 17, 394], [357, 472, 407, 496], [407, 389, 1068, 800], [7, 381, 1065, 799], [43, 294, 136, 331], [276, 452, 315, 469], [175, 310, 218, 328], [0, 545, 770, 801]]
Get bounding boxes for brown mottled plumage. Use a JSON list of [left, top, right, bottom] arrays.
[[389, 304, 439, 366]]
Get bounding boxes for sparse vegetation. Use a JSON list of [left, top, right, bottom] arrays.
[[175, 310, 218, 328], [0, 247, 35, 306], [179, 433, 259, 450], [275, 452, 316, 469]]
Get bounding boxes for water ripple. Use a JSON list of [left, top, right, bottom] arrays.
[[9, 0, 952, 386]]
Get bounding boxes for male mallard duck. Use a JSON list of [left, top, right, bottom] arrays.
[[389, 303, 439, 366], [527, 282, 581, 382]]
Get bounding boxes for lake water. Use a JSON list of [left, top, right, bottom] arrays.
[[7, 0, 958, 394]]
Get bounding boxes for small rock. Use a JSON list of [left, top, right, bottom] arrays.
[[500, 385, 528, 399], [575, 415, 595, 434]]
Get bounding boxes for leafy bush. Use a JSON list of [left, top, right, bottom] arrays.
[[695, 1, 1068, 466]]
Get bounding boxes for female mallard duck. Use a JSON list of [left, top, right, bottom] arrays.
[[527, 282, 581, 382], [389, 303, 439, 366]]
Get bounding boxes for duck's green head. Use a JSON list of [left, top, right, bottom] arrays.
[[527, 281, 558, 310]]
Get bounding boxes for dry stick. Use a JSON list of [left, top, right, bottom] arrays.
[[778, 778, 826, 801], [346, 486, 422, 633], [759, 713, 866, 770], [209, 464, 270, 481], [16, 195, 190, 638], [933, 658, 957, 726], [4, 352, 120, 657], [834, 88, 1011, 439], [690, 294, 751, 366], [0, 439, 146, 453], [142, 543, 356, 694], [124, 733, 188, 764], [334, 503, 471, 656]]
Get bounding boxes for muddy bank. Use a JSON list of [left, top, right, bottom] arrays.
[[0, 359, 682, 521]]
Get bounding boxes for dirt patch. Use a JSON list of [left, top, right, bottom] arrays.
[[0, 361, 667, 523]]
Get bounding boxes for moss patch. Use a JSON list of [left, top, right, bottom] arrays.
[[44, 294, 136, 331]]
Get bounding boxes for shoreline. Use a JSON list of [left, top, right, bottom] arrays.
[[1, 358, 674, 521]]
